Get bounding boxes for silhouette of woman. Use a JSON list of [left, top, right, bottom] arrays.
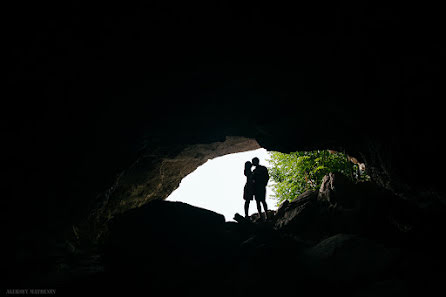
[[243, 161, 254, 218]]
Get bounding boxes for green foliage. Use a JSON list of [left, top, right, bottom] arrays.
[[267, 150, 369, 205]]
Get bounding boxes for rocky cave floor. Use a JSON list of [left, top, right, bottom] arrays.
[[15, 174, 446, 297]]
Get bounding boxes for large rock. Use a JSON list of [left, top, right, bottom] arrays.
[[274, 183, 364, 242], [318, 172, 361, 209], [354, 279, 409, 297], [299, 234, 397, 283], [105, 200, 226, 257], [274, 190, 318, 231], [103, 200, 230, 294], [273, 175, 411, 246]]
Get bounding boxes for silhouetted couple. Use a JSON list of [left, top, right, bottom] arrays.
[[243, 157, 270, 221]]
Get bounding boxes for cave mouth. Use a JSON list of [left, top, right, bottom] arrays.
[[87, 136, 265, 238], [166, 147, 278, 221], [86, 135, 368, 241]]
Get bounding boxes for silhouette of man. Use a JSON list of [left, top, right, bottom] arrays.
[[252, 157, 270, 221]]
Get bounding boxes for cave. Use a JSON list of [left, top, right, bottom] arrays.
[[164, 145, 276, 221], [5, 1, 445, 296]]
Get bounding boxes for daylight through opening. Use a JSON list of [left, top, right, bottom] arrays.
[[166, 148, 277, 221]]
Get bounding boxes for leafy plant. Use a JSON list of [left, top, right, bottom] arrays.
[[267, 150, 369, 205]]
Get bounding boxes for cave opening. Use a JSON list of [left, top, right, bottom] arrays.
[[165, 147, 278, 221]]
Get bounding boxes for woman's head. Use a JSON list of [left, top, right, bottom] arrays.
[[245, 161, 252, 170]]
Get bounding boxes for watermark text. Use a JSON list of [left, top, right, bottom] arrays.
[[6, 289, 56, 295]]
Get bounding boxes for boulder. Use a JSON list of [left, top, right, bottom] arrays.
[[103, 200, 230, 293], [354, 279, 409, 297], [318, 173, 360, 209], [275, 199, 290, 218], [273, 174, 406, 244], [274, 190, 328, 242], [274, 190, 318, 230], [316, 173, 413, 244], [299, 234, 396, 283]]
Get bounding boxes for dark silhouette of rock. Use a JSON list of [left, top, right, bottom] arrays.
[[101, 200, 232, 295], [299, 234, 396, 283], [318, 172, 360, 209], [275, 190, 318, 230], [356, 279, 410, 297], [272, 174, 412, 245], [20, 182, 444, 297], [248, 210, 277, 223], [43, 177, 423, 297]]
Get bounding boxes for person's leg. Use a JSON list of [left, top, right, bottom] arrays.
[[244, 200, 250, 218], [261, 200, 268, 220], [256, 200, 264, 221], [255, 187, 268, 221]]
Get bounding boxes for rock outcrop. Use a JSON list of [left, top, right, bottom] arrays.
[[45, 174, 440, 296], [299, 234, 396, 283]]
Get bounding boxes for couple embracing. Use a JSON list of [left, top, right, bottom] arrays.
[[243, 157, 270, 221]]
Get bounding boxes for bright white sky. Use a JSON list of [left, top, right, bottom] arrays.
[[166, 148, 277, 221]]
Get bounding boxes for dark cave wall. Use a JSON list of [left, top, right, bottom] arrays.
[[85, 136, 259, 240], [4, 1, 445, 244]]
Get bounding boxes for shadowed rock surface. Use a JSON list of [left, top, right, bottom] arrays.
[[29, 175, 444, 296]]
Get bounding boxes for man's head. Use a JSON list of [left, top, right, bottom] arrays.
[[252, 157, 260, 166]]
